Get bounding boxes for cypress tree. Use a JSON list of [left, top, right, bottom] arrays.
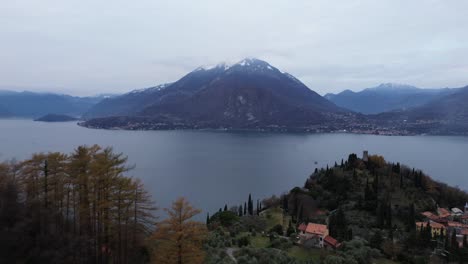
[[347, 228, 353, 241], [297, 204, 304, 222], [44, 160, 48, 209], [376, 202, 384, 228], [451, 230, 458, 250], [425, 222, 432, 246], [387, 202, 392, 229], [238, 205, 243, 216], [400, 173, 404, 189], [248, 194, 253, 215], [407, 203, 416, 232], [445, 229, 450, 250], [206, 213, 210, 225], [244, 202, 247, 215], [286, 220, 295, 237], [224, 204, 227, 211], [283, 196, 289, 213]]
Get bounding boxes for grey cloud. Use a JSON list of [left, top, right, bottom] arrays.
[[1, 0, 468, 96]]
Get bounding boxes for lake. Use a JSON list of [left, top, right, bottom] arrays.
[[1, 119, 467, 218]]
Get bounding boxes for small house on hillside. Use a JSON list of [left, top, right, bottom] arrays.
[[324, 235, 341, 250], [298, 222, 335, 249]]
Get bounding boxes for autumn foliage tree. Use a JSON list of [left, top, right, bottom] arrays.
[[152, 197, 208, 264], [0, 145, 156, 264]]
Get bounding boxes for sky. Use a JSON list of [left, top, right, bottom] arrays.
[[1, 0, 468, 96]]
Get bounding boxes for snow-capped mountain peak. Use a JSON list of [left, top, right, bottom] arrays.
[[127, 83, 172, 95], [194, 62, 232, 72]]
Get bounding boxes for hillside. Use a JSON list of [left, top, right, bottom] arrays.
[[0, 104, 12, 117], [0, 91, 108, 118], [83, 84, 172, 119], [204, 152, 468, 263], [34, 114, 79, 122], [83, 58, 359, 131], [372, 86, 468, 135], [325, 83, 456, 114]]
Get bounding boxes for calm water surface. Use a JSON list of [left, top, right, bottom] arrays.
[[1, 119, 467, 218]]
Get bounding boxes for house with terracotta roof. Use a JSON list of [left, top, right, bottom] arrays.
[[416, 221, 445, 237], [299, 223, 329, 248], [298, 223, 307, 233], [324, 235, 341, 250], [446, 221, 465, 235], [421, 211, 440, 222], [438, 208, 452, 219]]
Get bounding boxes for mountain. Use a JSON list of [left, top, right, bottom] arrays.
[[0, 104, 12, 117], [372, 86, 468, 134], [325, 83, 457, 114], [83, 84, 172, 119], [83, 58, 356, 130], [34, 114, 79, 122], [0, 91, 109, 118]]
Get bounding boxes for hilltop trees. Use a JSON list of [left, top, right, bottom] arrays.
[[151, 197, 207, 264], [0, 145, 156, 264]]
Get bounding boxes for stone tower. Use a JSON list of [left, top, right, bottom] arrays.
[[363, 151, 369, 162]]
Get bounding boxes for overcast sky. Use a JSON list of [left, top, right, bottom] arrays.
[[1, 0, 468, 96]]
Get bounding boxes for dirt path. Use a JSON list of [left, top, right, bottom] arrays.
[[226, 247, 238, 263]]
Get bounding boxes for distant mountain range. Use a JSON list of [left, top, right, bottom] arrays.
[[372, 86, 468, 135], [0, 91, 115, 118], [325, 83, 458, 114], [83, 58, 359, 131], [3, 59, 467, 135]]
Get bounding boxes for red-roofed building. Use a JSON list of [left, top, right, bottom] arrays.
[[299, 223, 329, 248], [416, 221, 445, 237], [447, 221, 464, 228], [421, 211, 440, 222], [438, 208, 452, 219], [298, 223, 307, 233], [305, 223, 328, 236], [324, 235, 341, 250]]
